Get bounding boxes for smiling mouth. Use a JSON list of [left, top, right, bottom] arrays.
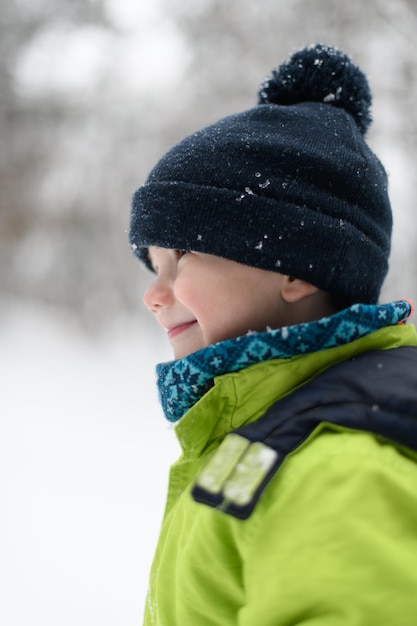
[[167, 321, 198, 340]]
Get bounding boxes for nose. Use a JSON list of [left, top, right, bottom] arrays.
[[143, 276, 174, 313]]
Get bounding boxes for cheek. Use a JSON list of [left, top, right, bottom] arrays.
[[175, 270, 219, 319], [173, 274, 201, 309]]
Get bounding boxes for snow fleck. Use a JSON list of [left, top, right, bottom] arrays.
[[372, 404, 379, 412], [339, 219, 345, 228], [281, 326, 289, 339], [278, 235, 283, 240], [258, 178, 270, 189], [197, 234, 203, 241], [300, 220, 305, 226], [377, 363, 383, 369], [255, 172, 262, 178], [323, 86, 343, 103], [275, 259, 281, 267], [237, 187, 255, 201], [314, 58, 323, 67], [254, 241, 263, 250], [131, 242, 138, 251], [309, 263, 314, 269]]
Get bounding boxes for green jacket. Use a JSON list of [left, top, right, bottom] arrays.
[[144, 324, 417, 625]]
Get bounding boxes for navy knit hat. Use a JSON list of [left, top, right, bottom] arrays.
[[130, 43, 392, 304]]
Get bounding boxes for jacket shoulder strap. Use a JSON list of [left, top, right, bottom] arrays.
[[192, 347, 417, 519]]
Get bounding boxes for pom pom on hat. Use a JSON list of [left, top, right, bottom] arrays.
[[130, 43, 392, 305], [258, 43, 372, 135]]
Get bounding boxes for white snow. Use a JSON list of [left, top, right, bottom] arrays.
[[0, 301, 178, 625]]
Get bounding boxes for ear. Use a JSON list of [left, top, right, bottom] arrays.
[[280, 276, 319, 304]]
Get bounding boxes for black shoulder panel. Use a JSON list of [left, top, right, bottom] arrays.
[[192, 347, 417, 519]]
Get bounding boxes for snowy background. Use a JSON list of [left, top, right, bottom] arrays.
[[1, 300, 178, 625], [2, 0, 417, 624]]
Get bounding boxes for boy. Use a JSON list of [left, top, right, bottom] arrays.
[[129, 44, 417, 625]]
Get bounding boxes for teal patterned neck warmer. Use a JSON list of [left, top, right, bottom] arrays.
[[156, 300, 412, 423]]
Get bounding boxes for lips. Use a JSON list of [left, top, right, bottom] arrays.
[[167, 320, 198, 340]]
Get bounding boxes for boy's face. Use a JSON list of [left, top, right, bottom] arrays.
[[143, 247, 289, 359]]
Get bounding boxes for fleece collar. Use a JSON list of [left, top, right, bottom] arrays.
[[156, 300, 413, 423]]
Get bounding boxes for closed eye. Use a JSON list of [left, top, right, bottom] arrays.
[[175, 249, 190, 260]]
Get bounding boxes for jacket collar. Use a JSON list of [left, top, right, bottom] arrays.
[[156, 300, 413, 423], [174, 323, 417, 458]]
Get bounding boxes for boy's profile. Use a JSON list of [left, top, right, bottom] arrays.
[[129, 44, 417, 625]]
